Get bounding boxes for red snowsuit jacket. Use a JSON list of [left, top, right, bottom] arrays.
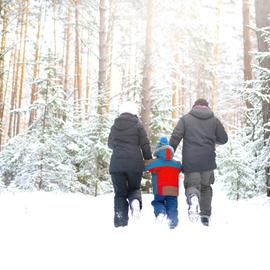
[[145, 145, 182, 196]]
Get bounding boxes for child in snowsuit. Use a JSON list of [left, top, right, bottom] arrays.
[[145, 137, 182, 229]]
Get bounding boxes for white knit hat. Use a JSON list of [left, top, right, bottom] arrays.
[[119, 101, 138, 115]]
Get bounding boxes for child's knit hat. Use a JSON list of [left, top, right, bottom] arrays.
[[154, 136, 174, 160], [156, 136, 169, 149]]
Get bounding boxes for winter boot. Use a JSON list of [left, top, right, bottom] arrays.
[[168, 219, 178, 229], [155, 213, 166, 224], [114, 211, 128, 227], [188, 195, 200, 223], [130, 199, 141, 220], [201, 215, 210, 226]]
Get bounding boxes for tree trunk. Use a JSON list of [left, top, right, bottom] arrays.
[[178, 77, 185, 115], [243, 0, 253, 109], [211, 0, 221, 113], [64, 1, 71, 93], [8, 45, 16, 139], [16, 0, 29, 135], [1, 37, 13, 148], [254, 0, 270, 196], [9, 5, 24, 138], [85, 28, 91, 116], [53, 0, 57, 57], [98, 0, 107, 116], [141, 0, 153, 136], [0, 4, 7, 149], [74, 0, 82, 113], [172, 83, 177, 127], [172, 54, 180, 127], [38, 78, 50, 190], [29, 2, 43, 126], [105, 0, 115, 113]]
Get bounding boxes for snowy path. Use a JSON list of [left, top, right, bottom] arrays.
[[0, 185, 269, 270]]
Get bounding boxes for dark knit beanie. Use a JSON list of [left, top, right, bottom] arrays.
[[193, 98, 209, 107]]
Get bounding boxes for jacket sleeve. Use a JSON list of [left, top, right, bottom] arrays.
[[144, 160, 158, 172], [215, 118, 228, 145], [169, 118, 185, 151], [138, 123, 152, 160], [108, 127, 114, 149], [175, 161, 183, 170]]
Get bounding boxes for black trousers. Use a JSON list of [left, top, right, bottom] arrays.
[[111, 171, 142, 227]]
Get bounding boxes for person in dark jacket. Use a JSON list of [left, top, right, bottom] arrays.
[[169, 98, 228, 226], [108, 101, 152, 228]]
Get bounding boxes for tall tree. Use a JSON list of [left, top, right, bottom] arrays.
[[254, 0, 270, 196], [211, 0, 221, 113], [74, 0, 82, 113], [16, 0, 29, 135], [242, 0, 253, 109], [8, 4, 25, 138], [105, 0, 115, 113], [63, 0, 71, 94], [0, 1, 8, 149], [29, 1, 43, 126], [92, 0, 111, 196], [53, 0, 57, 57], [141, 0, 153, 136], [0, 56, 80, 192], [98, 0, 107, 116], [85, 28, 91, 115]]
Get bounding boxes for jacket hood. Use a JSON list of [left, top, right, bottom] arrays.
[[189, 106, 214, 120], [154, 145, 174, 160], [113, 113, 138, 130]]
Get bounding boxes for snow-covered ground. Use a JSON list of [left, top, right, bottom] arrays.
[[0, 184, 269, 270]]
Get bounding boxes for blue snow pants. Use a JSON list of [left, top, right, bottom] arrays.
[[151, 195, 178, 229]]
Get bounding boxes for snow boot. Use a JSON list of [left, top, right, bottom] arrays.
[[188, 195, 200, 223], [155, 213, 166, 224], [130, 199, 141, 220], [201, 215, 210, 226], [168, 219, 178, 229]]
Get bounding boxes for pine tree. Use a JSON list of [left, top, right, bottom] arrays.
[[63, 120, 96, 194], [150, 89, 174, 145], [0, 55, 80, 192], [218, 127, 265, 200], [85, 111, 112, 196], [218, 79, 267, 199], [254, 0, 270, 195]]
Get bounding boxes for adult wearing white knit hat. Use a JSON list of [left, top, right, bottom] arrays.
[[108, 101, 152, 227]]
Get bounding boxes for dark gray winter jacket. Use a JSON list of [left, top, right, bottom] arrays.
[[108, 113, 152, 173], [169, 106, 228, 173]]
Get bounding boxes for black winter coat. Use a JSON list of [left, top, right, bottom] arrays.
[[108, 113, 152, 173], [169, 106, 228, 173]]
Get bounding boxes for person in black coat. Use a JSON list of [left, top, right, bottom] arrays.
[[169, 98, 228, 226], [108, 101, 152, 227]]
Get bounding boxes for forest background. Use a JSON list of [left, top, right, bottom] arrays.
[[0, 0, 270, 200]]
